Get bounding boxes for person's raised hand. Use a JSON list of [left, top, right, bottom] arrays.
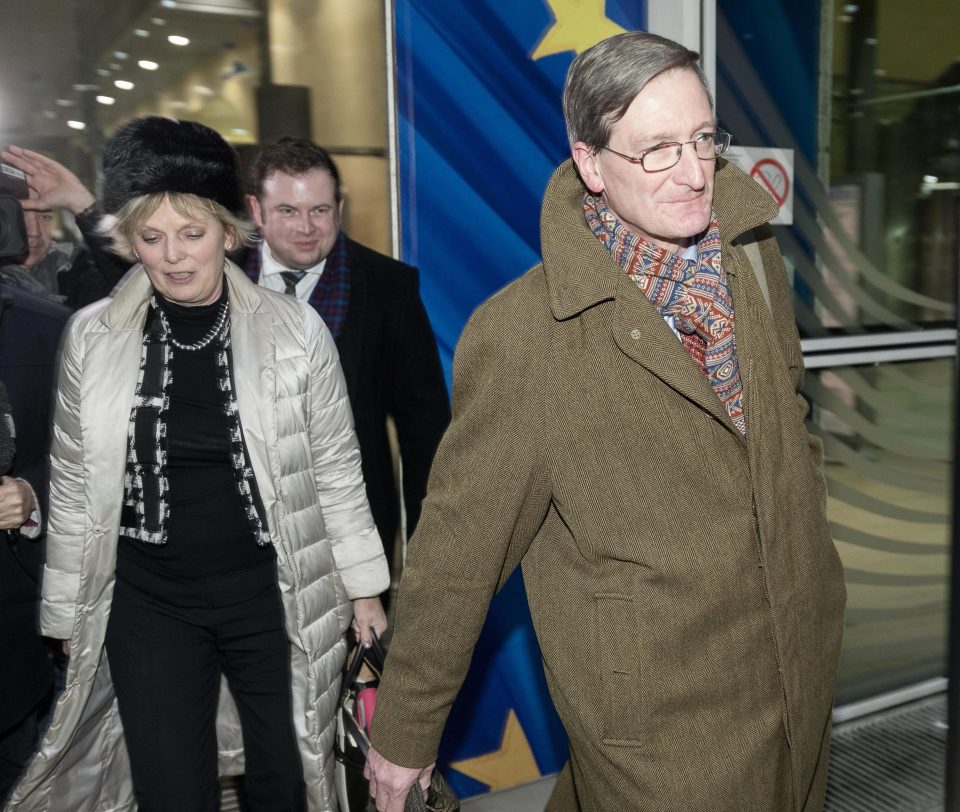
[[1, 145, 95, 216]]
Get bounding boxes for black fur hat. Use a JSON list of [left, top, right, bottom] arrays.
[[101, 116, 242, 215]]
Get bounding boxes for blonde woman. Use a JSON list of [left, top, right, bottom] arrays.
[[8, 117, 388, 812]]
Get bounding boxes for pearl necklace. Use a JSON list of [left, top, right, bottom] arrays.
[[157, 299, 230, 351]]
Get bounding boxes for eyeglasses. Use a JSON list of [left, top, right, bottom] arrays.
[[601, 130, 732, 173]]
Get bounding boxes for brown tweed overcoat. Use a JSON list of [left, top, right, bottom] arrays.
[[372, 159, 846, 811]]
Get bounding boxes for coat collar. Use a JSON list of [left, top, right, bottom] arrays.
[[99, 259, 265, 330], [541, 158, 778, 321]]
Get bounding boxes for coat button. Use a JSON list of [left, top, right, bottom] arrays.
[[92, 525, 104, 535], [630, 329, 642, 340]]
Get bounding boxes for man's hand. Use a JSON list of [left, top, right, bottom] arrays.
[[364, 748, 433, 812], [0, 476, 34, 529], [1, 145, 95, 216], [352, 596, 388, 647]]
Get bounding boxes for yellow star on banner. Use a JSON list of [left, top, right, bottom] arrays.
[[449, 709, 541, 791], [531, 0, 628, 60]]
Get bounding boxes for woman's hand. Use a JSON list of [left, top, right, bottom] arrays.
[[352, 596, 387, 647]]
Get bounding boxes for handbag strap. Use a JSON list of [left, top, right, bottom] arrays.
[[340, 629, 386, 704]]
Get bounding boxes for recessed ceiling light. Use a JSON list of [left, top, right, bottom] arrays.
[[55, 98, 75, 107], [115, 79, 135, 90], [135, 29, 150, 38], [161, 0, 176, 7], [67, 120, 86, 130], [138, 60, 159, 71], [109, 63, 122, 71], [168, 35, 190, 46], [43, 110, 57, 119], [114, 51, 129, 60], [96, 95, 116, 105], [152, 17, 166, 25], [96, 68, 111, 77]]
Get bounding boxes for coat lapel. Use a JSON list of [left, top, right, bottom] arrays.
[[541, 160, 745, 438], [224, 264, 279, 511], [333, 238, 362, 401], [610, 274, 738, 433]]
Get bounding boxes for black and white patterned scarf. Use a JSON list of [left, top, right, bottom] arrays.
[[119, 295, 271, 546]]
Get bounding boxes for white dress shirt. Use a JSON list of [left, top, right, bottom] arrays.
[[256, 242, 328, 302]]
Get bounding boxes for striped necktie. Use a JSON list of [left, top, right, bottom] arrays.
[[281, 270, 306, 296]]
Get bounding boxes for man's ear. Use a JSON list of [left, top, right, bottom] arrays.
[[246, 194, 263, 227], [571, 142, 605, 194]]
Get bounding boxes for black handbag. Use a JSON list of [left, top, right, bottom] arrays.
[[334, 632, 459, 812]]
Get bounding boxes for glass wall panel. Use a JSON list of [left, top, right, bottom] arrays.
[[805, 358, 951, 703], [717, 0, 958, 337]]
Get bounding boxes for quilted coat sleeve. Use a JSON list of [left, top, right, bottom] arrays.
[[303, 306, 389, 599], [39, 314, 86, 640]]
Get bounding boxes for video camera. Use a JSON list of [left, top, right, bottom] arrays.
[[0, 162, 28, 262]]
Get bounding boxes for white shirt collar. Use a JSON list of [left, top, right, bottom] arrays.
[[259, 241, 327, 277]]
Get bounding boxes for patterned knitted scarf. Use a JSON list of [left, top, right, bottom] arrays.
[[119, 295, 272, 545], [584, 194, 746, 435]]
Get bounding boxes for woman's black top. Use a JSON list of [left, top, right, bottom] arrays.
[[117, 286, 275, 595]]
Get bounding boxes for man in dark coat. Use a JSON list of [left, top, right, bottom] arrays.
[[243, 139, 450, 581], [0, 283, 70, 803]]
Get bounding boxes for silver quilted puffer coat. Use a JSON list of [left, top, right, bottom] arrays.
[[6, 262, 390, 811]]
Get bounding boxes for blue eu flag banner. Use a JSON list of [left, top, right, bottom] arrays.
[[393, 0, 647, 798]]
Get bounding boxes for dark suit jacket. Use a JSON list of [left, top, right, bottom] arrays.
[[0, 285, 70, 730], [239, 234, 450, 567]]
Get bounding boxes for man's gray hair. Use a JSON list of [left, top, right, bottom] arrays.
[[563, 32, 712, 150]]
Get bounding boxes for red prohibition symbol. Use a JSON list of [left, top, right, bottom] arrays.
[[750, 158, 789, 207]]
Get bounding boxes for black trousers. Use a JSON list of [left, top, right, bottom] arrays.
[[105, 560, 306, 812]]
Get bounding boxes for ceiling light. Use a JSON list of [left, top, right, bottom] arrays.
[[109, 63, 122, 70], [114, 51, 129, 60], [842, 3, 859, 12], [96, 68, 111, 77], [138, 60, 159, 71], [923, 175, 939, 184], [168, 35, 190, 46], [96, 95, 116, 105], [55, 98, 75, 107], [73, 83, 99, 92], [161, 0, 176, 7], [115, 79, 135, 90], [135, 29, 150, 37], [67, 120, 86, 130], [152, 17, 166, 25]]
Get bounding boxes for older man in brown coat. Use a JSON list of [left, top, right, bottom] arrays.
[[366, 31, 846, 812]]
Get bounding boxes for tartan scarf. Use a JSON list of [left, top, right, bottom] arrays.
[[119, 293, 271, 546], [243, 231, 351, 339], [584, 194, 746, 435]]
